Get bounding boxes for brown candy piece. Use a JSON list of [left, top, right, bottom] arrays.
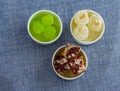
[[54, 56, 70, 74], [62, 43, 80, 59], [69, 56, 86, 74]]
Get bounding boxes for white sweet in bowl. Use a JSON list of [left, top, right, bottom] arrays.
[[70, 9, 105, 45]]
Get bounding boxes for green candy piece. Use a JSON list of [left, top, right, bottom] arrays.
[[41, 15, 54, 25], [43, 26, 56, 38], [32, 21, 45, 34]]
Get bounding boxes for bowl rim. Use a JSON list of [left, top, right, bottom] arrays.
[[70, 9, 105, 45], [52, 45, 88, 80], [27, 9, 63, 45]]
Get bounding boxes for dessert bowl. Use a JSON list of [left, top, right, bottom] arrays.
[[27, 10, 63, 45], [52, 43, 88, 80], [70, 9, 105, 45]]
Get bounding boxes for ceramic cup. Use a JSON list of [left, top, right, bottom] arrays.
[[52, 45, 88, 80], [27, 10, 63, 45], [70, 9, 105, 45]]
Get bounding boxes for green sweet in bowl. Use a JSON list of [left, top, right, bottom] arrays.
[[27, 10, 63, 45]]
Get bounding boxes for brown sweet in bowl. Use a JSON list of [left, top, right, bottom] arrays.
[[52, 43, 88, 79]]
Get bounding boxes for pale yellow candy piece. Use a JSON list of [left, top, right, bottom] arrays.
[[73, 25, 89, 41], [74, 10, 89, 26], [87, 14, 102, 32]]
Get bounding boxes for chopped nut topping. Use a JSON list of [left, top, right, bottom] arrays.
[[94, 19, 99, 25], [80, 13, 86, 19]]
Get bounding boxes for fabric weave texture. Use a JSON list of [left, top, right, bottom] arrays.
[[0, 0, 120, 91]]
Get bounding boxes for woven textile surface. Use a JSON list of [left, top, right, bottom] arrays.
[[0, 0, 120, 91]]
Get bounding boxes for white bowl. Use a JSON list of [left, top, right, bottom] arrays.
[[27, 10, 63, 45], [52, 45, 88, 80], [70, 9, 105, 45]]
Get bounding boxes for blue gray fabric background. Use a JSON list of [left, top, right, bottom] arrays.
[[0, 0, 120, 91]]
